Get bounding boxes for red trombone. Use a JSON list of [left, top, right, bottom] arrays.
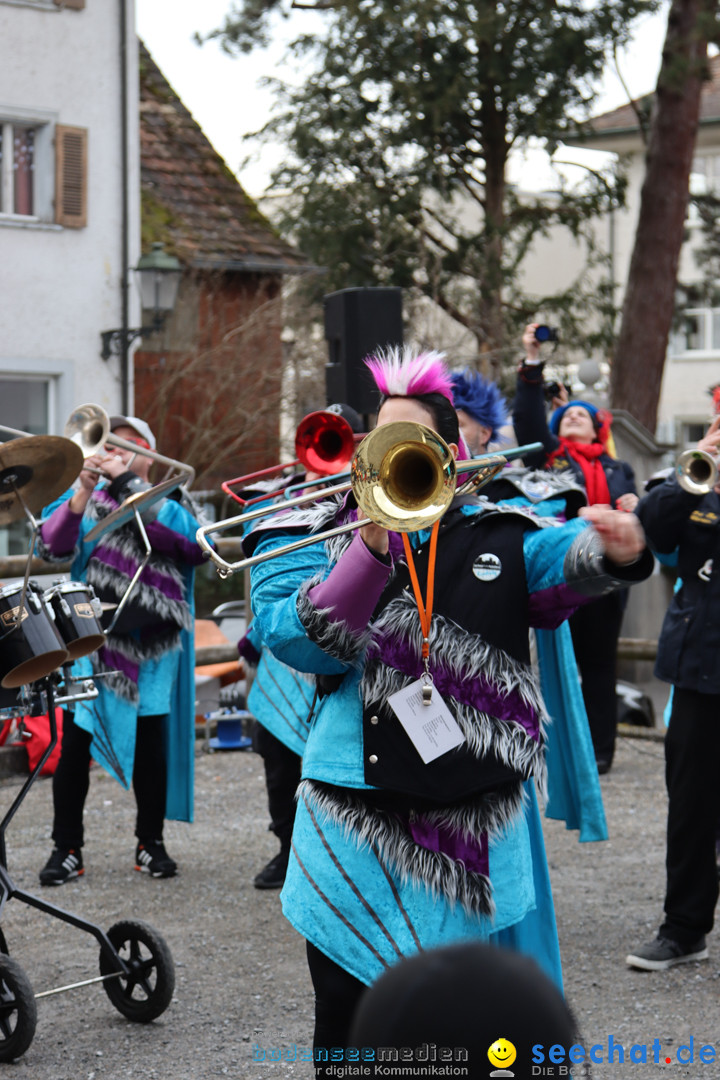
[[222, 410, 361, 508]]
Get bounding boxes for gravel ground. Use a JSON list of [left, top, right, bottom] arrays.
[[0, 726, 715, 1080]]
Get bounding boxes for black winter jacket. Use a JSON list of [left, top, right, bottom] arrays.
[[636, 478, 720, 694]]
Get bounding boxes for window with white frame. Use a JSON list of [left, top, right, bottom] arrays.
[[0, 111, 87, 226], [1, 121, 40, 218], [679, 420, 708, 445], [673, 308, 720, 354], [0, 377, 51, 436], [690, 153, 720, 196], [0, 376, 53, 556]]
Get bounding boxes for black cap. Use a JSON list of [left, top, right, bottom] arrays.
[[326, 402, 363, 434]]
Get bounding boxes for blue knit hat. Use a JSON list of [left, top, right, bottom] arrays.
[[450, 369, 508, 442], [549, 399, 599, 436]]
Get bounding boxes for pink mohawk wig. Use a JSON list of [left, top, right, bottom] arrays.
[[365, 345, 455, 404]]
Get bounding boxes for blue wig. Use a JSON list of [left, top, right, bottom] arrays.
[[450, 369, 509, 442]]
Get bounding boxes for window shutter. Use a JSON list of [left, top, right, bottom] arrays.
[[53, 1, 86, 10], [55, 125, 87, 228]]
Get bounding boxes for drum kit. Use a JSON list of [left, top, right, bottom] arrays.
[[0, 409, 188, 1061]]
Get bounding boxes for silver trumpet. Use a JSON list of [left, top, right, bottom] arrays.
[[196, 424, 542, 577], [676, 448, 718, 495], [64, 403, 195, 489]]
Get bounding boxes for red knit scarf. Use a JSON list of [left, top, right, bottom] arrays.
[[548, 438, 611, 505]]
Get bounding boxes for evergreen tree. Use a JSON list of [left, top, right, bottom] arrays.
[[204, 0, 659, 375]]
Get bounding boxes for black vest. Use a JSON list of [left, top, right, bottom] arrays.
[[361, 506, 538, 801]]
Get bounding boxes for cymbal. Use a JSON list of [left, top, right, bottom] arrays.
[[0, 436, 83, 525], [84, 475, 183, 543]]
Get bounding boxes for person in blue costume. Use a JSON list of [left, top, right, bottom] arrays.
[[239, 403, 364, 890], [238, 623, 316, 888], [35, 415, 205, 884], [245, 348, 651, 1067], [451, 368, 607, 843]]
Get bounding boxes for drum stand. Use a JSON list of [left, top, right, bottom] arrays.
[[0, 672, 175, 1062]]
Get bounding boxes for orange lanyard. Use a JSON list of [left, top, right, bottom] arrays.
[[401, 520, 440, 702]]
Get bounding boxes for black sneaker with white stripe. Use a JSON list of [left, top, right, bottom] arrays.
[[135, 840, 177, 878], [39, 847, 84, 886], [626, 934, 708, 971]]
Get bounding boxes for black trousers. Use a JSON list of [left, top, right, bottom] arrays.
[[569, 589, 625, 764], [661, 688, 720, 945], [253, 721, 301, 850], [306, 942, 366, 1077], [51, 710, 167, 849]]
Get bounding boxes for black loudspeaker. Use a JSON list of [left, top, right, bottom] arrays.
[[324, 288, 403, 415]]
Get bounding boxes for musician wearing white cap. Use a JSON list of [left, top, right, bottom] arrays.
[[35, 414, 205, 884]]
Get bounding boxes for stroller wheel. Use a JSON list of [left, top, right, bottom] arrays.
[[0, 955, 37, 1062], [100, 919, 175, 1023]]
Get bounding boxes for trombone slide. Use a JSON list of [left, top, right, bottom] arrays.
[[197, 433, 543, 578]]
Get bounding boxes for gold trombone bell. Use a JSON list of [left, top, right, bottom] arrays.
[[353, 422, 457, 531]]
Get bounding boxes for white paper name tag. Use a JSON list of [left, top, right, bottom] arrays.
[[387, 679, 466, 764]]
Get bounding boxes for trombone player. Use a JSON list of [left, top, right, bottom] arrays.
[[35, 414, 205, 884], [241, 346, 652, 1067]]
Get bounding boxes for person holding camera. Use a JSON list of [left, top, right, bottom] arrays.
[[513, 324, 639, 774]]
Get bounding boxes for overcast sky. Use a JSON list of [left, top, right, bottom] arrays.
[[135, 0, 671, 198]]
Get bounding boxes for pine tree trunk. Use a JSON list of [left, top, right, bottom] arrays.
[[610, 0, 710, 432]]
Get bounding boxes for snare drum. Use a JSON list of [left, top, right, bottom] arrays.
[[0, 583, 70, 688], [43, 581, 106, 662]]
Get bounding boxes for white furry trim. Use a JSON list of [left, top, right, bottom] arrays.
[[86, 555, 192, 632], [368, 592, 546, 710]]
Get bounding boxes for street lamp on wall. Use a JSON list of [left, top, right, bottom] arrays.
[[100, 242, 182, 360]]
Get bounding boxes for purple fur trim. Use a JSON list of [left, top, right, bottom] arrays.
[[98, 645, 139, 684], [407, 815, 488, 877], [92, 544, 185, 601], [368, 634, 540, 740], [528, 583, 590, 629], [365, 346, 454, 403]]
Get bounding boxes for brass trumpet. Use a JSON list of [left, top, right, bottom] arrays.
[[64, 404, 195, 489], [676, 448, 718, 495], [196, 423, 542, 577]]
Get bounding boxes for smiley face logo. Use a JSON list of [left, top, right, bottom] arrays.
[[488, 1037, 517, 1073]]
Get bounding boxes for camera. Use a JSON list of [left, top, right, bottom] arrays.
[[543, 380, 571, 401], [534, 325, 559, 344]]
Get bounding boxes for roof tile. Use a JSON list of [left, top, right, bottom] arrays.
[[139, 40, 307, 273]]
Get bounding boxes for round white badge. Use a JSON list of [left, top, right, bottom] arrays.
[[472, 553, 502, 581]]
